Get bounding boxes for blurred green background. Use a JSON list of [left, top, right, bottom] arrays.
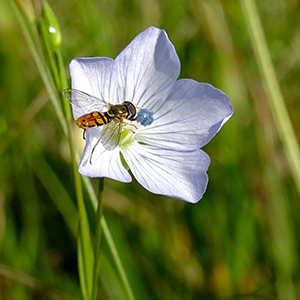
[[1, 0, 300, 299]]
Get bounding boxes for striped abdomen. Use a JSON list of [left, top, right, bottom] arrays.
[[76, 111, 111, 129]]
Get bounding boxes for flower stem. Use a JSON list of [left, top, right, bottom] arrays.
[[91, 179, 104, 300], [81, 177, 135, 300]]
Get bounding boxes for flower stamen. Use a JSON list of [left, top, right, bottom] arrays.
[[136, 108, 154, 126]]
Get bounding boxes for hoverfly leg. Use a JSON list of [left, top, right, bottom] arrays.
[[131, 123, 138, 130], [89, 137, 101, 164], [83, 129, 86, 140], [123, 122, 138, 133]]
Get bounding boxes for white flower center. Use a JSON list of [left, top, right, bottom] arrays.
[[119, 130, 134, 146]]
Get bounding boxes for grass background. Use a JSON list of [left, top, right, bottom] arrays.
[[0, 0, 300, 299]]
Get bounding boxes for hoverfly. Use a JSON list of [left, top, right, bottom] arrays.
[[63, 88, 137, 163]]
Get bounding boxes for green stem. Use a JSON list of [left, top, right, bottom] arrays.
[[71, 136, 93, 300], [81, 176, 135, 300], [240, 0, 300, 197], [10, 0, 67, 137], [56, 49, 70, 105], [62, 60, 93, 300], [91, 179, 104, 300], [43, 40, 61, 91], [50, 19, 94, 300], [13, 2, 134, 299]]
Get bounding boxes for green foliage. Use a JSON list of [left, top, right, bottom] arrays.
[[1, 0, 300, 299]]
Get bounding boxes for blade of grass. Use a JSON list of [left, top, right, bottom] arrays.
[[240, 1, 298, 299], [101, 218, 135, 300], [240, 0, 300, 197]]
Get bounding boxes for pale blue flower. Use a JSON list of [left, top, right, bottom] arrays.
[[68, 26, 233, 203]]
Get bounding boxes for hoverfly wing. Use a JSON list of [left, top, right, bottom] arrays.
[[88, 119, 122, 163], [63, 88, 110, 119], [101, 118, 122, 150]]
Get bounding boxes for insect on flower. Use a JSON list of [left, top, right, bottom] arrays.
[[66, 26, 234, 203], [63, 88, 139, 163]]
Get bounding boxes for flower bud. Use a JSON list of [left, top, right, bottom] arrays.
[[41, 2, 62, 51]]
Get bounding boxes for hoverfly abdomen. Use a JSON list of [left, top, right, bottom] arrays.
[[76, 111, 111, 129]]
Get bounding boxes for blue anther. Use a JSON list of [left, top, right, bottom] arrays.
[[136, 108, 154, 126]]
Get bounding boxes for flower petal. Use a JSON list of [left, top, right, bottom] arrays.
[[136, 79, 233, 150], [69, 57, 116, 119], [112, 26, 180, 108], [78, 128, 132, 182], [122, 143, 210, 203]]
